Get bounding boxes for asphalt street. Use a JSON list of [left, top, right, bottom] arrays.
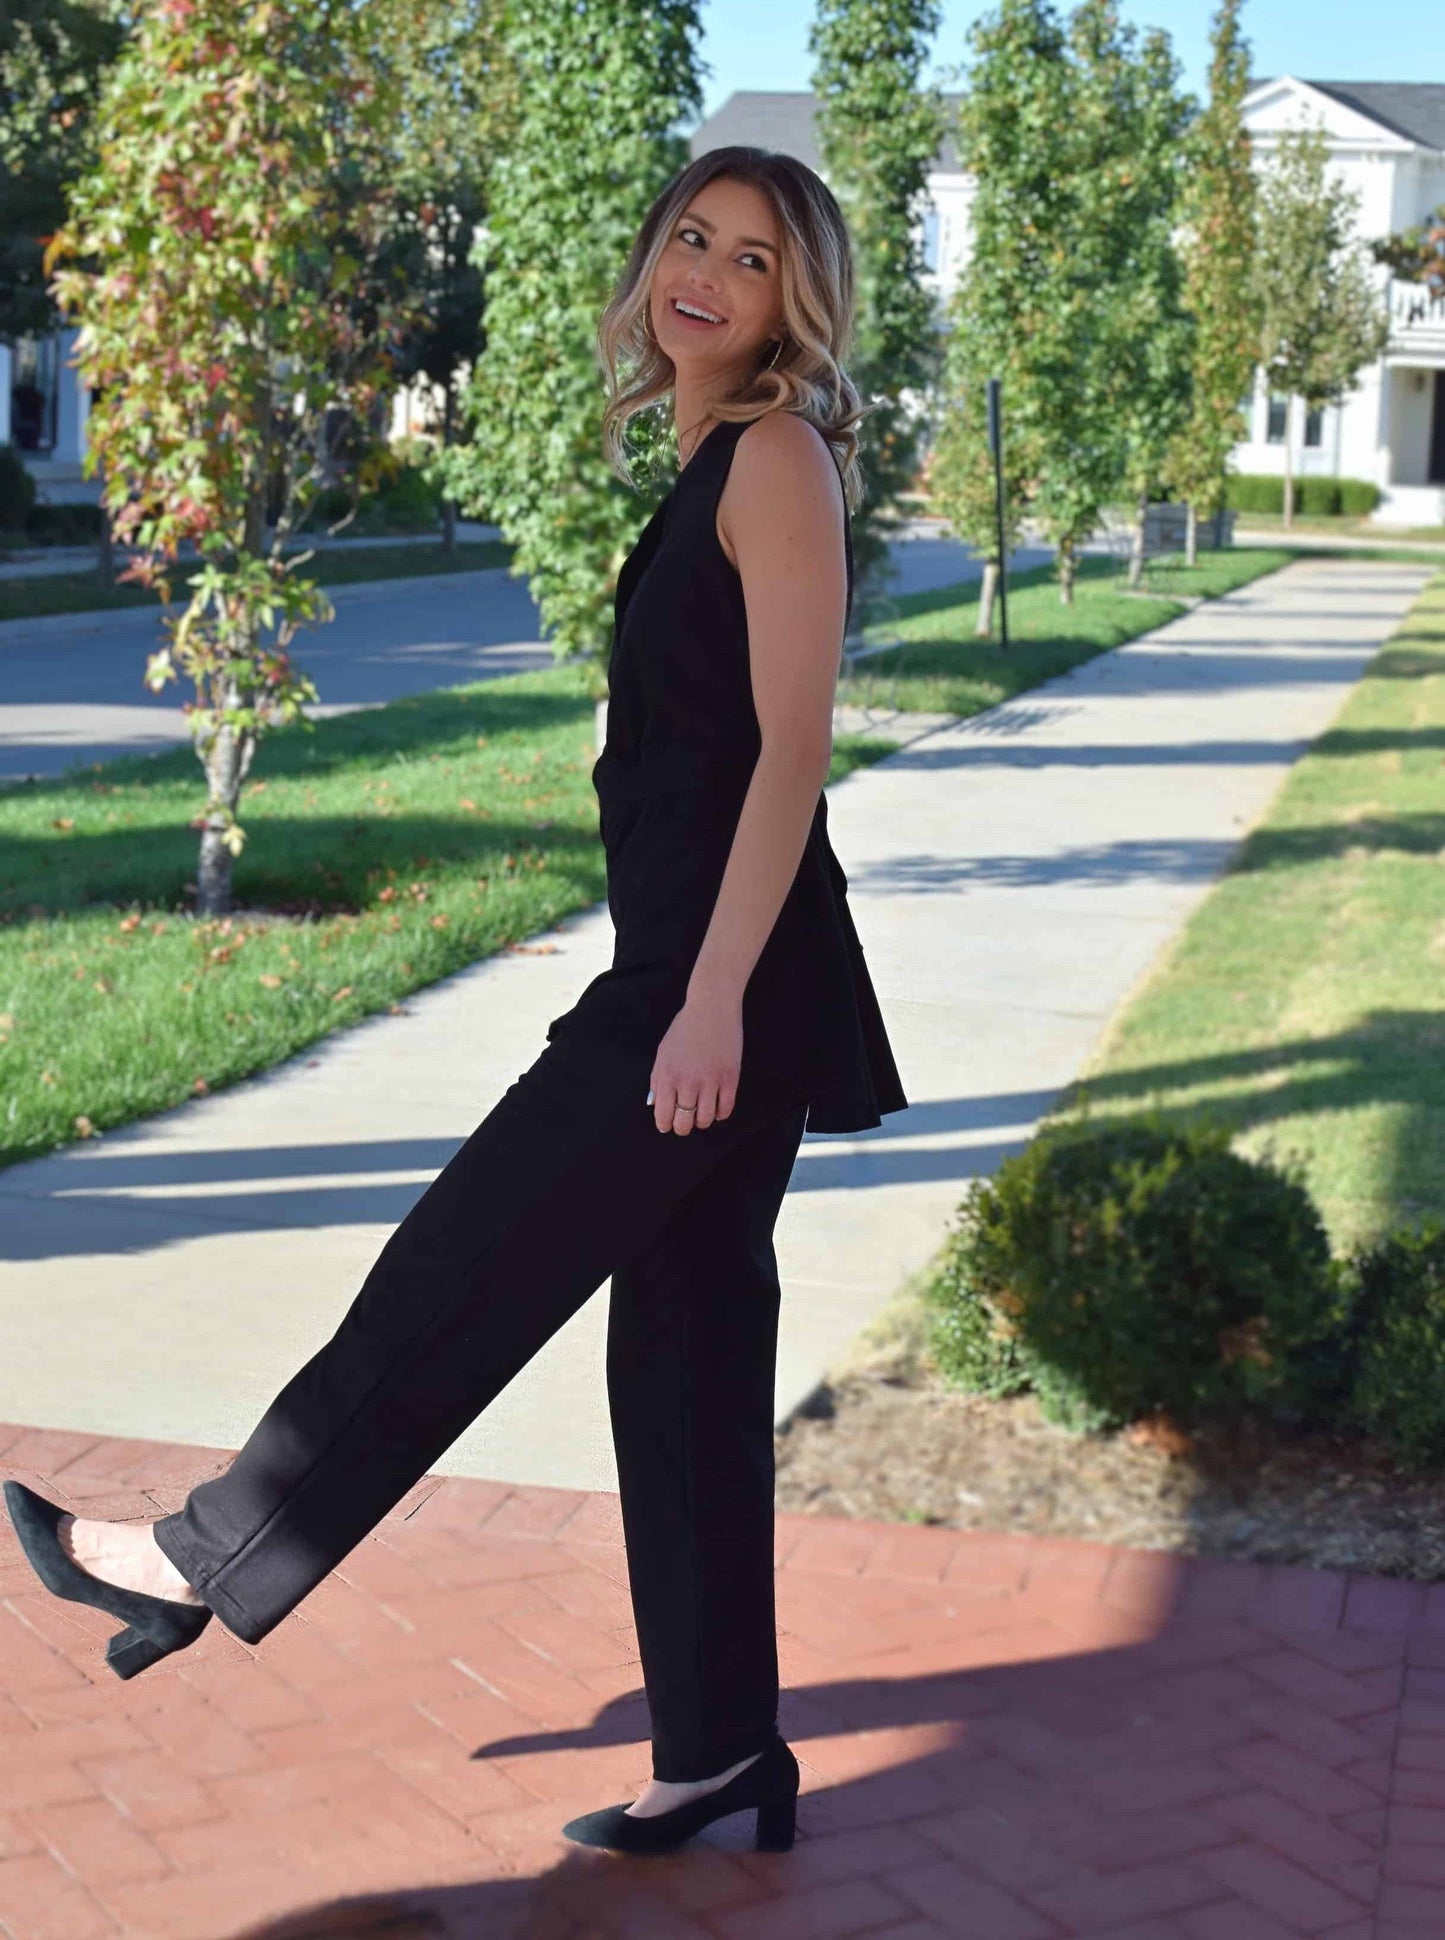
[[0, 524, 1059, 779]]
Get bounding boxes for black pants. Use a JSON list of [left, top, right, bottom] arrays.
[[151, 1031, 811, 1783]]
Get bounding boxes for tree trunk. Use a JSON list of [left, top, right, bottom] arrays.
[[1282, 401, 1296, 530], [1058, 536, 1076, 606], [194, 668, 256, 918], [976, 559, 998, 638], [1185, 502, 1198, 570], [1128, 490, 1148, 588], [95, 463, 115, 591], [440, 376, 457, 555]]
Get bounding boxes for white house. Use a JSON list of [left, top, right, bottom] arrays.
[[694, 81, 1445, 526], [9, 76, 1444, 523]]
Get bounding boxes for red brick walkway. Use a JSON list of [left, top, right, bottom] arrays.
[[0, 1421, 1440, 1940]]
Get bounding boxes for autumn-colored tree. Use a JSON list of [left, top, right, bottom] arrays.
[[1251, 119, 1389, 528], [809, 0, 949, 613], [47, 0, 419, 916], [1166, 0, 1259, 566], [1374, 203, 1445, 293]]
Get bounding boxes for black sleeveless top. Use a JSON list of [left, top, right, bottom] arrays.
[[544, 413, 909, 1134]]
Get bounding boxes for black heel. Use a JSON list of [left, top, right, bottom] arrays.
[[755, 1793, 796, 1851], [3, 1480, 213, 1679], [561, 1731, 800, 1855]]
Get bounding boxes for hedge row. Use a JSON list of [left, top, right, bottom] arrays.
[[1224, 472, 1381, 518]]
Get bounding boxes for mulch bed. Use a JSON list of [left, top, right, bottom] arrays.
[[773, 1293, 1445, 1584]]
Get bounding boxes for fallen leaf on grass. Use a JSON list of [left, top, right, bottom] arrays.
[[74, 1115, 95, 1138], [258, 974, 283, 989], [192, 1077, 209, 1095], [332, 986, 354, 1002], [430, 914, 450, 929], [52, 817, 74, 832], [118, 914, 141, 933]]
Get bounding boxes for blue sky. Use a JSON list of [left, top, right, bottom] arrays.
[[695, 0, 1440, 121]]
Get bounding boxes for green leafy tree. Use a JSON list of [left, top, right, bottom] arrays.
[[1025, 0, 1188, 601], [809, 0, 949, 613], [47, 0, 418, 916], [928, 0, 1064, 634], [0, 0, 126, 342], [371, 1, 520, 553], [1251, 119, 1389, 528], [1166, 0, 1260, 566], [440, 0, 703, 673], [1067, 3, 1191, 588]]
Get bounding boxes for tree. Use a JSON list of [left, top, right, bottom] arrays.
[[1016, 0, 1192, 602], [371, 1, 520, 553], [928, 0, 1064, 634], [1068, 0, 1192, 589], [47, 0, 419, 917], [1165, 0, 1260, 567], [1251, 119, 1389, 528], [809, 0, 949, 614], [0, 0, 126, 343], [440, 0, 704, 672]]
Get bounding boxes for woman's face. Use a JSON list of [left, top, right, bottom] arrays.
[[649, 174, 785, 379]]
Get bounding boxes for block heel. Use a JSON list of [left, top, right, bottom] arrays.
[[562, 1730, 801, 1854], [755, 1793, 796, 1851], [3, 1480, 214, 1680]]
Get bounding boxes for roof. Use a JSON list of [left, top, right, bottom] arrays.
[[691, 82, 1445, 178], [690, 91, 965, 174], [1263, 81, 1445, 151]]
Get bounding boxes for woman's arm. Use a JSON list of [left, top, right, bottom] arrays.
[[648, 411, 848, 1134]]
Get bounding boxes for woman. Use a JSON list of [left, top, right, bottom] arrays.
[[4, 146, 909, 1856]]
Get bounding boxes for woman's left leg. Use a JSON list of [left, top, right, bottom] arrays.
[[605, 1092, 810, 1783]]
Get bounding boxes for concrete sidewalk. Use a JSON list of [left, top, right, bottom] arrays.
[[0, 554, 1432, 1493]]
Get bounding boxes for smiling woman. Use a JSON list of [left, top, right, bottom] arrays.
[[4, 145, 909, 1861]]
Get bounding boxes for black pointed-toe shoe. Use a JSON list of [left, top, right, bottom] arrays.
[[561, 1731, 799, 1854], [3, 1480, 213, 1680]]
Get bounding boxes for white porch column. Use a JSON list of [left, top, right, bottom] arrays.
[[51, 326, 88, 464]]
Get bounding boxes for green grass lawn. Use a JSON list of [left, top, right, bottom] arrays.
[[0, 537, 511, 625], [1044, 567, 1445, 1255], [0, 545, 1294, 1171]]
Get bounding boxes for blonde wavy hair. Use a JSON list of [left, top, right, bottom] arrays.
[[596, 146, 873, 515]]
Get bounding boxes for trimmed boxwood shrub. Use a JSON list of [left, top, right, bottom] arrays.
[[25, 502, 105, 544], [925, 1117, 1350, 1436], [1340, 1221, 1445, 1471], [1224, 473, 1381, 519]]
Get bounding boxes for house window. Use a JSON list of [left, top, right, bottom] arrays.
[[1304, 404, 1324, 447], [920, 204, 940, 274], [1265, 394, 1288, 443]]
